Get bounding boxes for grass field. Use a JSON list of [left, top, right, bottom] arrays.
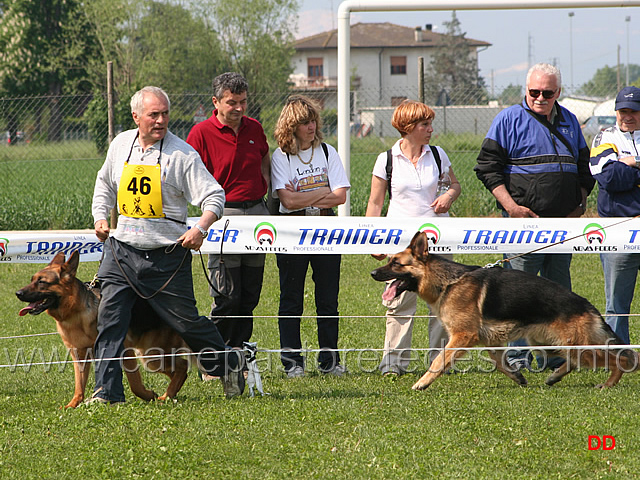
[[1, 251, 639, 478], [0, 134, 512, 230]]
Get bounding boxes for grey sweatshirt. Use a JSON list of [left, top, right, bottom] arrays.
[[92, 129, 225, 250]]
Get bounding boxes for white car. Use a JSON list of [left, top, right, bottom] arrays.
[[581, 116, 616, 138]]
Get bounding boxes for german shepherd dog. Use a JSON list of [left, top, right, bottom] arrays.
[[16, 250, 189, 408], [371, 231, 638, 391]]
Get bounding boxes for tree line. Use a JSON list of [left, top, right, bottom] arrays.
[[0, 2, 636, 143]]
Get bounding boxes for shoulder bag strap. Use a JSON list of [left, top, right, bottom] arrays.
[[385, 149, 393, 199], [520, 104, 576, 157], [431, 145, 442, 176]]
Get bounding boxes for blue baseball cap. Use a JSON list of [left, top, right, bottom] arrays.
[[615, 86, 640, 111]]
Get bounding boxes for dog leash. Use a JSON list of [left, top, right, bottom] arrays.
[[197, 218, 230, 294], [108, 236, 190, 300], [483, 214, 640, 269]]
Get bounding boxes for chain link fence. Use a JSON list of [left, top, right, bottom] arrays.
[[0, 85, 613, 230]]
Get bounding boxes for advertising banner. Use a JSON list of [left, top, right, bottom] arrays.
[[1, 216, 637, 263]]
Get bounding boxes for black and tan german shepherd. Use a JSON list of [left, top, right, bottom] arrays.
[[371, 231, 638, 391], [16, 250, 189, 408]]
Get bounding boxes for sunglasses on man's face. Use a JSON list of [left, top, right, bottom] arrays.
[[528, 89, 557, 99]]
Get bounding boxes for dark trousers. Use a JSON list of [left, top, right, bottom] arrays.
[[276, 253, 341, 372], [210, 263, 264, 348], [209, 201, 268, 348], [93, 238, 238, 402]]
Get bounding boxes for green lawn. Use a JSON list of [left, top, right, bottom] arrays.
[[1, 252, 638, 478]]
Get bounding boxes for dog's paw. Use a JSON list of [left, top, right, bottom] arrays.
[[594, 383, 609, 390], [411, 382, 429, 391]]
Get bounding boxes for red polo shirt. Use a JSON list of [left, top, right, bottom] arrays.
[[186, 110, 269, 202]]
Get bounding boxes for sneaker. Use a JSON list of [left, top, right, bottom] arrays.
[[200, 372, 220, 382], [221, 369, 245, 399], [323, 364, 347, 376], [287, 365, 305, 378], [508, 358, 532, 372], [83, 393, 124, 406]]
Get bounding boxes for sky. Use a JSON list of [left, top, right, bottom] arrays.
[[298, 1, 640, 94]]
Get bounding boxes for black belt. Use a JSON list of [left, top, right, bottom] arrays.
[[224, 199, 264, 209], [282, 208, 334, 216]]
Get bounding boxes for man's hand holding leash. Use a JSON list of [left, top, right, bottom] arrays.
[[94, 219, 110, 242], [178, 211, 218, 250]]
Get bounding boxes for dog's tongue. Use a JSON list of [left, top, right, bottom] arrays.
[[382, 280, 401, 302], [18, 306, 34, 316]]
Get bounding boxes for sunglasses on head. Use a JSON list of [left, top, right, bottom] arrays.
[[528, 89, 557, 99]]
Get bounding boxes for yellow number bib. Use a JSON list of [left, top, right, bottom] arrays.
[[117, 162, 165, 219]]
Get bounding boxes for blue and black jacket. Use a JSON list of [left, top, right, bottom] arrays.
[[475, 99, 594, 217]]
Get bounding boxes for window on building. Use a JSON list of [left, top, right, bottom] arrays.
[[390, 56, 407, 75], [391, 96, 408, 107], [307, 58, 324, 78]]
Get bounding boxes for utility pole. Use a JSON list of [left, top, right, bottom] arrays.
[[568, 12, 574, 89], [626, 16, 631, 85]]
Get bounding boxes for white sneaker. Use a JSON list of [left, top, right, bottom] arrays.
[[287, 365, 305, 378], [324, 364, 347, 376]]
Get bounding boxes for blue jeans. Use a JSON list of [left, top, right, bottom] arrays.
[[600, 252, 639, 345], [276, 253, 341, 372], [504, 251, 572, 369]]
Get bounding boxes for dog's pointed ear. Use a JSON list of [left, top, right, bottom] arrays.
[[49, 252, 67, 267], [410, 231, 429, 262], [62, 250, 80, 277]]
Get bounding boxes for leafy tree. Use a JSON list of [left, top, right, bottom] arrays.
[[579, 64, 640, 98], [0, 0, 90, 96], [134, 2, 226, 93], [0, 0, 97, 141], [195, 0, 297, 117], [423, 11, 487, 106], [498, 84, 523, 106]]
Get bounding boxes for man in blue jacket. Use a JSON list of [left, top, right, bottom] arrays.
[[589, 86, 640, 345], [475, 63, 595, 371]]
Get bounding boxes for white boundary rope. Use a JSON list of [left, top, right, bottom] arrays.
[[2, 316, 639, 369], [1, 344, 639, 370]]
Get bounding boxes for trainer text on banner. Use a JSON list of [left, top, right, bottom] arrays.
[[1, 217, 637, 262]]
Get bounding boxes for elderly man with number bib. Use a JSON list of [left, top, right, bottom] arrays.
[[589, 86, 640, 345], [474, 63, 595, 371], [90, 86, 244, 404]]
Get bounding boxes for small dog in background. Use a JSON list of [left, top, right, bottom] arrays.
[[16, 250, 190, 408], [371, 231, 638, 391]]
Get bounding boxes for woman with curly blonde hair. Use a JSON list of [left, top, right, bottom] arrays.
[[271, 95, 350, 378]]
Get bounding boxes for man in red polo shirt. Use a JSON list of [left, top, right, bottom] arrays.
[[187, 72, 270, 357]]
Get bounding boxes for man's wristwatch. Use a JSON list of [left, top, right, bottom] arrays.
[[195, 224, 208, 238], [635, 156, 640, 169]]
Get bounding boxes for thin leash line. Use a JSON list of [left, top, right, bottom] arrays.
[[484, 214, 640, 268], [1, 344, 639, 370]]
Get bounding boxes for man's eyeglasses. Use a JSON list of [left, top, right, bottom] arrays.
[[528, 89, 557, 99]]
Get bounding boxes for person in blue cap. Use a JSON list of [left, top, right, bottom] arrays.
[[589, 85, 640, 345]]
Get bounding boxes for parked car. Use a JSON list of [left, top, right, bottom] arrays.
[[581, 115, 616, 138]]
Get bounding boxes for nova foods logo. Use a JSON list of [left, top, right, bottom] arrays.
[[573, 222, 615, 252], [0, 238, 8, 256], [418, 223, 441, 245], [254, 222, 276, 245], [584, 223, 605, 244]]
